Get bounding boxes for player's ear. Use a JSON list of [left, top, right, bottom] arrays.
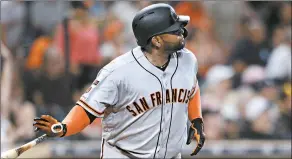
[[151, 36, 161, 49]]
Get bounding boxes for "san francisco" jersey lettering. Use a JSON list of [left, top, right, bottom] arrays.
[[126, 88, 192, 116]]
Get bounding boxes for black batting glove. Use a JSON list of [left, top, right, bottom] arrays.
[[33, 115, 67, 137], [186, 118, 205, 156]]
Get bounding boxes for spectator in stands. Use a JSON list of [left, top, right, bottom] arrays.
[[274, 82, 291, 139], [238, 65, 266, 116], [1, 42, 15, 151], [0, 1, 25, 52], [54, 1, 102, 88], [220, 65, 263, 139], [84, 0, 107, 19], [175, 1, 212, 33], [201, 65, 235, 139], [229, 19, 270, 89], [279, 2, 291, 27], [203, 65, 235, 99], [175, 2, 226, 79], [241, 65, 266, 88], [271, 25, 288, 48], [1, 42, 36, 147], [229, 20, 269, 67], [134, 1, 153, 10], [266, 25, 291, 80], [258, 2, 288, 43], [222, 84, 256, 139], [109, 1, 139, 47], [241, 80, 280, 139], [25, 34, 53, 71], [187, 28, 226, 79], [1, 42, 13, 112], [33, 47, 78, 120], [21, 31, 53, 103], [30, 1, 70, 36], [99, 11, 130, 62], [202, 109, 224, 140], [203, 1, 255, 48]]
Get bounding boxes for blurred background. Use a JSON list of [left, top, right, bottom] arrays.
[[0, 1, 291, 158]]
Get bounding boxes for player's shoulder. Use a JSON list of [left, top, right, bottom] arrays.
[[104, 48, 139, 70], [177, 48, 198, 64], [96, 49, 137, 80]]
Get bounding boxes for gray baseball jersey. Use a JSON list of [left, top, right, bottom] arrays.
[[77, 46, 199, 158]]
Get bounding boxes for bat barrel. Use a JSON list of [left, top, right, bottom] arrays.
[[1, 124, 62, 158], [1, 134, 48, 159], [1, 149, 19, 159]]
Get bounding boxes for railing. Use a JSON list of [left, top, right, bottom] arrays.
[[183, 140, 291, 158], [15, 139, 291, 158]]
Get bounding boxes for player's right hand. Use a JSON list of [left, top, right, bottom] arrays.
[[33, 115, 66, 137]]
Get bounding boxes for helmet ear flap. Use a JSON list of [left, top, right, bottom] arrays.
[[183, 28, 188, 38]]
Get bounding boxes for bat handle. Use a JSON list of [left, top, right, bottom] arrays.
[[32, 134, 48, 145], [16, 134, 48, 154]]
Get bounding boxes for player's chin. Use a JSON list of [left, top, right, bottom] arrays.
[[181, 39, 185, 45], [171, 43, 184, 52], [179, 40, 186, 49]]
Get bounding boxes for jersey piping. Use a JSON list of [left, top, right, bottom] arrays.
[[164, 52, 179, 158], [131, 49, 164, 159]]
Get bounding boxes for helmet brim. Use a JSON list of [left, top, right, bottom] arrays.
[[178, 15, 190, 26], [154, 15, 190, 36]]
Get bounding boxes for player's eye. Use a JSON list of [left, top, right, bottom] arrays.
[[169, 29, 183, 35]]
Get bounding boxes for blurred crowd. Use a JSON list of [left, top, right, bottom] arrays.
[[1, 1, 291, 151]]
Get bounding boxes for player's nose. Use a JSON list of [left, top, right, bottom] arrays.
[[179, 29, 185, 38]]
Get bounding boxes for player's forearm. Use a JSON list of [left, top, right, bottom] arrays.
[[61, 105, 91, 137], [188, 87, 202, 120]]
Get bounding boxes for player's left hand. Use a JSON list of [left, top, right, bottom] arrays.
[[186, 118, 205, 156]]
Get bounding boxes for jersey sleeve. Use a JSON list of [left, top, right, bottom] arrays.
[[185, 48, 199, 99], [76, 68, 119, 118], [189, 80, 199, 99]]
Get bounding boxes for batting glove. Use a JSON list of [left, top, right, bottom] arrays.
[[33, 115, 67, 137], [186, 118, 205, 156]]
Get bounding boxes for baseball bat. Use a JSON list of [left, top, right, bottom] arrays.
[[1, 134, 48, 158], [1, 123, 63, 158]]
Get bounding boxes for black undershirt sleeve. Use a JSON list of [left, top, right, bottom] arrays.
[[76, 104, 96, 124]]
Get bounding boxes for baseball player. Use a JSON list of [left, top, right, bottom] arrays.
[[33, 3, 205, 158]]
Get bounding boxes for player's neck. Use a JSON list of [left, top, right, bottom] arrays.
[[144, 50, 170, 68]]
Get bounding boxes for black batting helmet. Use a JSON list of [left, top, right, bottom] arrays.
[[132, 3, 190, 47]]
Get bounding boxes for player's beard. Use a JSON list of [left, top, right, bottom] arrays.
[[162, 38, 185, 54]]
